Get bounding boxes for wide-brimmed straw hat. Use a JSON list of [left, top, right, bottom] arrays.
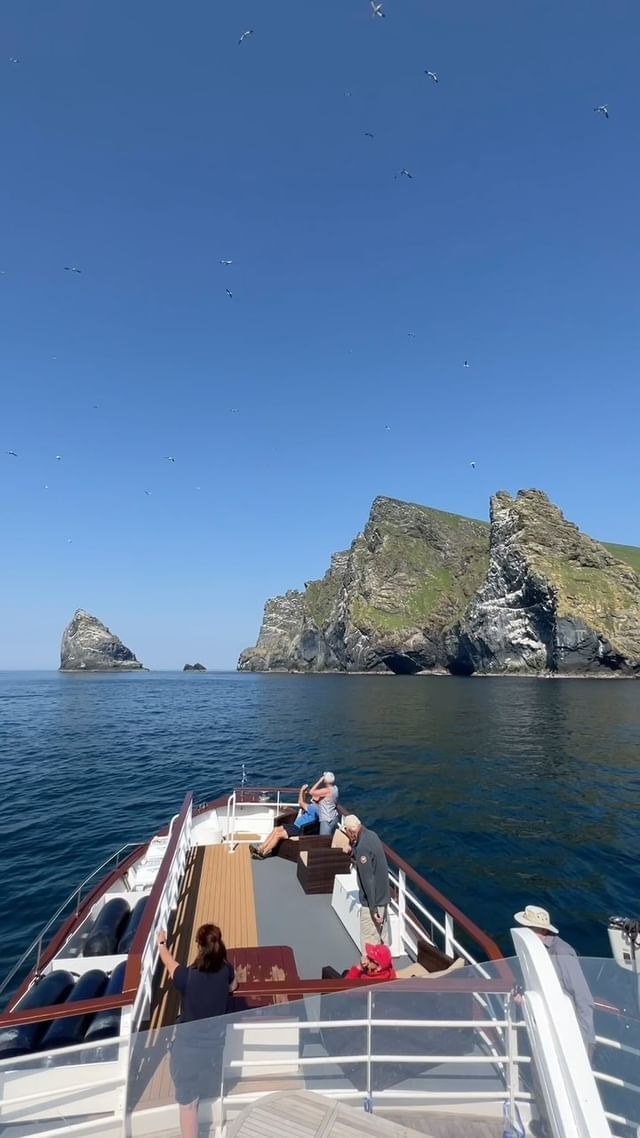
[[514, 905, 558, 935]]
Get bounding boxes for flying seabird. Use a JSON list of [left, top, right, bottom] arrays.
[[464, 360, 470, 368], [8, 57, 19, 64], [407, 332, 416, 338], [64, 266, 82, 273], [594, 104, 609, 119], [384, 425, 391, 431], [219, 259, 233, 266], [395, 168, 413, 179], [144, 490, 152, 496], [238, 29, 254, 45], [163, 456, 176, 463], [425, 71, 439, 84], [6, 450, 18, 457], [55, 454, 63, 461], [370, 1, 385, 17], [229, 408, 240, 413], [225, 288, 233, 298], [364, 132, 375, 139], [469, 461, 476, 469]]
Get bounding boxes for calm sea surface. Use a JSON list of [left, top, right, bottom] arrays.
[[1, 671, 639, 981]]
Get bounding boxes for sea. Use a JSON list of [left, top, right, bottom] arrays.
[[1, 670, 639, 983]]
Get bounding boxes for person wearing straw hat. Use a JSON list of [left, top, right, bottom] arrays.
[[514, 904, 595, 1055]]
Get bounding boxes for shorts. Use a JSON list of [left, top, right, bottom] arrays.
[[169, 1034, 222, 1106], [284, 822, 300, 837]]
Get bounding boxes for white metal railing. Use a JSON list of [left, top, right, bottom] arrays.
[[225, 790, 237, 848], [0, 1030, 130, 1138], [218, 988, 528, 1129], [0, 842, 142, 1000], [389, 866, 491, 978], [592, 1031, 640, 1135], [132, 805, 192, 1031]]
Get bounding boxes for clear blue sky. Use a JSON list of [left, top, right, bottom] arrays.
[[1, 0, 639, 669]]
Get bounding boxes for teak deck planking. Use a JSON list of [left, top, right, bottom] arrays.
[[133, 843, 258, 1110], [228, 1090, 434, 1138]]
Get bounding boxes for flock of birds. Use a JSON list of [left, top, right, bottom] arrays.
[[3, 3, 612, 523]]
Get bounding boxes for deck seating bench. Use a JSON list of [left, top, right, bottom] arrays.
[[296, 828, 353, 893]]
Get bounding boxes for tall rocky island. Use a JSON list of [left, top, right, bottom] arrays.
[[60, 610, 144, 671], [238, 491, 640, 677]]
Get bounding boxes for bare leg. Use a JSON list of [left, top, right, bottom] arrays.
[[178, 1100, 199, 1138], [259, 826, 286, 855]]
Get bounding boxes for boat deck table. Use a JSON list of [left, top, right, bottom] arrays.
[[228, 1090, 433, 1137]]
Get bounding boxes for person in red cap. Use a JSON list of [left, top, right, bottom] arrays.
[[322, 943, 396, 982], [344, 943, 396, 983]]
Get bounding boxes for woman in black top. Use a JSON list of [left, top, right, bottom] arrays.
[[155, 924, 237, 1138]]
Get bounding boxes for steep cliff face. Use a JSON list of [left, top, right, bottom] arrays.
[[238, 497, 489, 673], [239, 490, 640, 676], [455, 490, 640, 675], [60, 610, 144, 671]]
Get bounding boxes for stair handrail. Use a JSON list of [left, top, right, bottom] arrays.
[[512, 927, 611, 1138]]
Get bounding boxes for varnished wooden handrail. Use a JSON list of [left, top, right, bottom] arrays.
[[381, 842, 505, 967], [122, 792, 192, 999], [0, 992, 132, 1030], [232, 976, 512, 997], [1, 984, 626, 1034], [0, 974, 509, 1030]]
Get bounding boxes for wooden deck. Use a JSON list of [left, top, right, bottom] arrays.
[[132, 843, 258, 1110], [377, 1112, 502, 1137], [228, 1091, 432, 1138]]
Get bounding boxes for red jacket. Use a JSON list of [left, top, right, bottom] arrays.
[[345, 965, 397, 982]]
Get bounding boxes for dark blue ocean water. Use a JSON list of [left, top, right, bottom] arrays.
[[1, 671, 639, 982]]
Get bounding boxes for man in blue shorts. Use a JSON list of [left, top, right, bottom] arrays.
[[250, 783, 319, 858]]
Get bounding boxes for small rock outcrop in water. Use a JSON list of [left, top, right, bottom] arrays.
[[60, 610, 144, 671], [183, 663, 207, 672], [238, 491, 640, 677]]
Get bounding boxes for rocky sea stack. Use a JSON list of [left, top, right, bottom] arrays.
[[238, 491, 640, 677], [183, 663, 207, 672], [60, 610, 144, 672]]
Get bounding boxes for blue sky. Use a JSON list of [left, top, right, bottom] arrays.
[[1, 0, 639, 669]]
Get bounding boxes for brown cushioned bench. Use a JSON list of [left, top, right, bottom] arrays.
[[295, 827, 353, 893], [296, 846, 351, 894]]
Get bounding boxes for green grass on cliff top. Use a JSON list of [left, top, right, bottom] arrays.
[[378, 500, 640, 573], [603, 542, 640, 573], [379, 505, 640, 574]]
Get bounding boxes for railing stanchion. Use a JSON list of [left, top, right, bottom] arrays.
[[445, 912, 454, 958], [398, 869, 407, 949], [505, 993, 519, 1123], [366, 989, 373, 1109]]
